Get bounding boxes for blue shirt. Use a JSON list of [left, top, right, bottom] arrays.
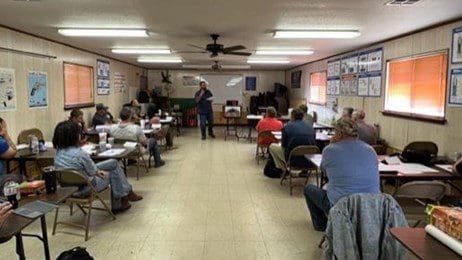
[[54, 146, 98, 181], [195, 89, 213, 115], [0, 136, 9, 174], [321, 139, 380, 205], [282, 120, 316, 156]]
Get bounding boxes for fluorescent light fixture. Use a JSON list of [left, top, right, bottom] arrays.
[[138, 57, 182, 63], [255, 50, 314, 55], [112, 48, 170, 54], [221, 65, 251, 69], [182, 65, 211, 69], [58, 29, 148, 37], [273, 30, 360, 39], [247, 59, 290, 64]]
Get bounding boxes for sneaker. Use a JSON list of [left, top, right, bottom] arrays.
[[154, 160, 165, 168]]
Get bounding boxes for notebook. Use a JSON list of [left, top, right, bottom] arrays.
[[14, 200, 57, 219]]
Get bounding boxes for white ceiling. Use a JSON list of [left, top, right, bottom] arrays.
[[0, 0, 461, 70]]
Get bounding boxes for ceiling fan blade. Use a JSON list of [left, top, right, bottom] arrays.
[[226, 52, 252, 56], [187, 44, 207, 51], [223, 45, 246, 53]]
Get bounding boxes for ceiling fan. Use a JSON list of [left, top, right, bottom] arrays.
[[179, 34, 252, 58]]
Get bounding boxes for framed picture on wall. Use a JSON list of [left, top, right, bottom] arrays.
[[291, 70, 302, 89], [245, 76, 257, 91], [452, 27, 462, 64], [449, 68, 462, 106]]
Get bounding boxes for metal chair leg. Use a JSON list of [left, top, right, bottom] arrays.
[[84, 197, 93, 241], [52, 207, 60, 235]]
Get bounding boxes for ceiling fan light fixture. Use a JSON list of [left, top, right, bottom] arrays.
[[58, 29, 148, 37], [112, 48, 171, 54], [182, 64, 211, 69], [247, 59, 290, 64], [273, 30, 360, 39], [138, 57, 183, 63], [255, 50, 314, 55]]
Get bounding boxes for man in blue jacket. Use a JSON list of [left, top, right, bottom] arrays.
[[195, 81, 215, 140]]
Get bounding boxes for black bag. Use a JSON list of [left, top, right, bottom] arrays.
[[264, 155, 283, 178], [57, 247, 93, 260], [400, 149, 433, 165]]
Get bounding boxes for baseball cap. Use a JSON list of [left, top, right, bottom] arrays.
[[95, 103, 108, 111]]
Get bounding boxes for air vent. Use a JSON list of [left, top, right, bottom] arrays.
[[385, 0, 421, 6]]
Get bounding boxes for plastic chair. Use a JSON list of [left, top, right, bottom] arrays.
[[280, 145, 320, 195], [52, 169, 115, 241], [393, 181, 447, 227], [255, 130, 277, 164]]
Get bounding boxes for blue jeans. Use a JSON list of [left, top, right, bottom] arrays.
[[304, 184, 332, 231], [148, 138, 162, 164], [199, 113, 214, 137], [94, 159, 132, 210]]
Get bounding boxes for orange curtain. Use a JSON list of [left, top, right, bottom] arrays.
[[309, 71, 327, 105], [385, 52, 447, 119], [64, 63, 94, 108]]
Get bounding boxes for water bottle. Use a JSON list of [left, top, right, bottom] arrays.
[[3, 181, 20, 209], [29, 134, 39, 154]]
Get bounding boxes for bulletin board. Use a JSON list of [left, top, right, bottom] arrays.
[[63, 62, 94, 109]]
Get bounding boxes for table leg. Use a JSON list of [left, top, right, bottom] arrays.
[[15, 233, 26, 260], [40, 216, 51, 260], [248, 125, 252, 142]]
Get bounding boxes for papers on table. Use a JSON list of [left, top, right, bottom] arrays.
[[82, 144, 96, 154], [435, 164, 454, 173], [384, 156, 402, 165], [16, 144, 29, 150], [98, 148, 126, 157], [247, 115, 263, 120], [160, 117, 173, 123], [271, 131, 282, 140], [123, 142, 138, 148], [379, 161, 439, 175]]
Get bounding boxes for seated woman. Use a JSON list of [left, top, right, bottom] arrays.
[[0, 117, 17, 176], [53, 120, 142, 214]]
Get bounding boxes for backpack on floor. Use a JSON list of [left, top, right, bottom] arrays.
[[264, 155, 282, 178], [57, 247, 93, 260]]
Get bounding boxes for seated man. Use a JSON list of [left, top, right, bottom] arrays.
[[268, 108, 316, 170], [256, 107, 283, 145], [341, 107, 354, 119], [92, 103, 114, 126], [111, 107, 165, 168], [69, 108, 88, 144], [304, 118, 379, 231], [299, 104, 314, 126], [0, 117, 17, 176], [352, 110, 378, 145]]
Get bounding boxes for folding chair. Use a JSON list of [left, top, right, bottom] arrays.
[[393, 181, 447, 227], [280, 145, 320, 195], [114, 139, 149, 180], [255, 130, 276, 164], [52, 169, 116, 241]]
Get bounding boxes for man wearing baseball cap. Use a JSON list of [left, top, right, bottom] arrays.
[[92, 103, 114, 126], [303, 118, 379, 231]]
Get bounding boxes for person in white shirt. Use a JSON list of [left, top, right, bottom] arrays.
[[111, 107, 165, 168]]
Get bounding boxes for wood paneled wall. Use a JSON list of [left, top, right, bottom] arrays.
[[286, 20, 462, 157], [0, 26, 144, 141]]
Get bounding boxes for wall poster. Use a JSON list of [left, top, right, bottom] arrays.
[[182, 75, 201, 86], [449, 68, 462, 105], [358, 75, 369, 96], [452, 27, 462, 64], [327, 78, 340, 95], [0, 67, 16, 111], [28, 71, 48, 108], [356, 48, 383, 97], [340, 74, 358, 96], [114, 72, 126, 93], [97, 59, 110, 95], [291, 70, 302, 89], [327, 59, 341, 77], [245, 76, 257, 91], [341, 54, 358, 75]]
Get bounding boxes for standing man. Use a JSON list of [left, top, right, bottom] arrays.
[[195, 81, 215, 140]]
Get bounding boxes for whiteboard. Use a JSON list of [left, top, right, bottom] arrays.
[[200, 74, 243, 104]]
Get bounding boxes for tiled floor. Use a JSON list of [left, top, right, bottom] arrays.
[[0, 128, 324, 259]]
